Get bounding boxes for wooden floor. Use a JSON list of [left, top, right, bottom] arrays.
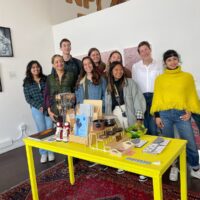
[[0, 146, 65, 193], [0, 146, 200, 194]]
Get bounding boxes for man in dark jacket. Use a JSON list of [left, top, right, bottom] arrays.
[[52, 38, 82, 91]]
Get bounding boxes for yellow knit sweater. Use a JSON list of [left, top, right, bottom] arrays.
[[151, 66, 200, 114]]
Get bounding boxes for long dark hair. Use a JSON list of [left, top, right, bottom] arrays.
[[23, 60, 46, 86], [107, 61, 126, 94], [76, 56, 101, 88], [88, 48, 102, 65], [108, 50, 123, 65]]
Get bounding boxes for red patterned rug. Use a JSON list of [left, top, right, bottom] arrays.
[[1, 160, 200, 200]]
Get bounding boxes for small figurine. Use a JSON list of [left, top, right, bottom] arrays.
[[63, 122, 70, 142], [55, 122, 63, 141]]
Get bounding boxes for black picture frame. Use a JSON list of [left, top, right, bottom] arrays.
[[0, 26, 13, 57], [0, 77, 2, 92]]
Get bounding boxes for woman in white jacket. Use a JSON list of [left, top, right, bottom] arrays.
[[105, 61, 146, 175]]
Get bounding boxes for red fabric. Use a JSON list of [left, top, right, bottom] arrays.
[[1, 161, 200, 200]]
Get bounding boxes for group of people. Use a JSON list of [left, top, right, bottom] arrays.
[[23, 38, 200, 182]]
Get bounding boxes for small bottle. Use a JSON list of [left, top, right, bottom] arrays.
[[63, 122, 70, 142], [55, 122, 63, 141]]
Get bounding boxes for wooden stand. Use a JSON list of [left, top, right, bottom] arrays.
[[69, 134, 89, 145], [89, 125, 129, 151]]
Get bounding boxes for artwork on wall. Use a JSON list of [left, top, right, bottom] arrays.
[[65, 0, 129, 17], [101, 50, 113, 64], [0, 27, 13, 57], [123, 47, 141, 71], [0, 75, 2, 92]]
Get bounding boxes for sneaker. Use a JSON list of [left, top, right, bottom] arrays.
[[169, 166, 179, 181], [138, 175, 148, 182], [116, 169, 125, 174], [191, 168, 200, 179], [48, 152, 55, 162], [99, 165, 108, 171], [88, 162, 98, 168], [40, 154, 47, 163]]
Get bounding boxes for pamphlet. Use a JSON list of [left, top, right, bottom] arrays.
[[79, 104, 94, 118], [74, 115, 89, 137], [143, 137, 170, 154]]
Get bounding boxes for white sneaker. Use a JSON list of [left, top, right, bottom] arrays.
[[116, 169, 125, 175], [48, 152, 55, 162], [191, 168, 200, 179], [40, 154, 47, 163], [139, 175, 148, 182], [88, 162, 98, 168], [169, 166, 179, 181]]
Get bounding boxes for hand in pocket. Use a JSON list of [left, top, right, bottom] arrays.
[[180, 111, 191, 121], [155, 117, 164, 128]]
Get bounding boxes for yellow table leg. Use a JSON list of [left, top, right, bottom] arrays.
[[179, 146, 187, 200], [68, 156, 75, 185], [153, 175, 163, 200], [25, 145, 39, 200]]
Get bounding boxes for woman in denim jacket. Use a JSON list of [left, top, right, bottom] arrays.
[[75, 56, 107, 112]]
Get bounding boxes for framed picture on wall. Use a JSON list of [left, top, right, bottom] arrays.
[[0, 75, 2, 92], [0, 26, 13, 57]]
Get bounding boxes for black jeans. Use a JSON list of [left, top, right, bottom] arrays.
[[143, 93, 158, 135]]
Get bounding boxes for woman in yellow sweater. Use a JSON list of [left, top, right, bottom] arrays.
[[151, 50, 200, 181]]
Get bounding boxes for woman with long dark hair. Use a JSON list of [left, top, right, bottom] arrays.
[[75, 56, 106, 111], [88, 47, 106, 76], [23, 60, 53, 163], [106, 61, 146, 128], [107, 50, 132, 78], [105, 61, 145, 175]]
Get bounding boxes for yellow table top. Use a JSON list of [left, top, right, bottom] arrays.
[[23, 135, 187, 177]]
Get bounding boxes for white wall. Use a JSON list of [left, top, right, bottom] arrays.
[[52, 0, 200, 92], [0, 0, 54, 154], [0, 0, 126, 154], [1, 0, 200, 154], [50, 0, 113, 24]]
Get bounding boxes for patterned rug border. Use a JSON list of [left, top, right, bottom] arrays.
[[1, 159, 200, 199]]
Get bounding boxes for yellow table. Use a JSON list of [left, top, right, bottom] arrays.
[[23, 134, 187, 200]]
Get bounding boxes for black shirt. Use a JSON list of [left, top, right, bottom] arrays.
[[111, 79, 125, 111]]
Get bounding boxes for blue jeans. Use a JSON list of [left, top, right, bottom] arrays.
[[143, 93, 158, 135], [160, 109, 199, 169], [31, 107, 53, 155]]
